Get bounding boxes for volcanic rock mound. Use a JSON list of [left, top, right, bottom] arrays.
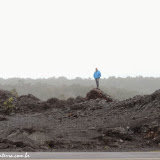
[[0, 89, 160, 151], [86, 88, 113, 102], [0, 90, 13, 103]]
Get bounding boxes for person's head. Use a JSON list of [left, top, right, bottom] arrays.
[[95, 68, 98, 72]]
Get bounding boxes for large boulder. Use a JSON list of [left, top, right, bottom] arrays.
[[86, 88, 113, 102]]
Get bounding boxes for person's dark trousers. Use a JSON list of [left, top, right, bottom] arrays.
[[95, 78, 100, 89]]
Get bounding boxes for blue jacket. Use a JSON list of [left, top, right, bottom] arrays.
[[94, 70, 101, 79]]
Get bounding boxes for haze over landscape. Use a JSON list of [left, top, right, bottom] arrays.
[[1, 0, 160, 154], [0, 0, 160, 79]]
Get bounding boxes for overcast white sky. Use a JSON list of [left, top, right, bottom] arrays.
[[0, 0, 160, 79]]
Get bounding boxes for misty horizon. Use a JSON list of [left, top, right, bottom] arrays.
[[0, 76, 160, 101], [1, 75, 160, 80]]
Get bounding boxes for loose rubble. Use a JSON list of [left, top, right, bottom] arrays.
[[0, 88, 160, 151]]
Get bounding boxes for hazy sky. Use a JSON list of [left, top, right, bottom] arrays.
[[0, 0, 160, 79]]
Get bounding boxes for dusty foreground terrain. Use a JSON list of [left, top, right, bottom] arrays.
[[0, 88, 160, 152]]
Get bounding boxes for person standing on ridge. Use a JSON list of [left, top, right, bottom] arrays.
[[93, 68, 101, 89]]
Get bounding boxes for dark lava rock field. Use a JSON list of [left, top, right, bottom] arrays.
[[0, 88, 160, 151]]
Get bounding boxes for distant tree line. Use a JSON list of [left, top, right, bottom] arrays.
[[0, 76, 160, 100]]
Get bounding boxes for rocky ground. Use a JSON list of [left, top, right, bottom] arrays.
[[0, 88, 160, 151]]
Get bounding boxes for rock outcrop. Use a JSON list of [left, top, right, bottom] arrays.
[[86, 88, 113, 102]]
